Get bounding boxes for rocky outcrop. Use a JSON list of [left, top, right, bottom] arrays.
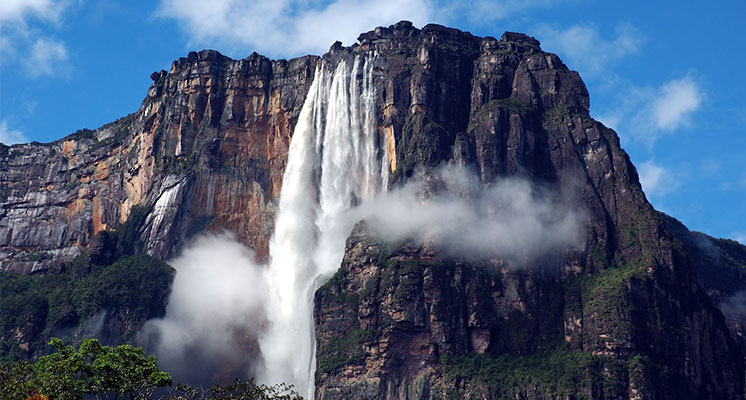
[[0, 50, 318, 273], [312, 22, 744, 399], [663, 214, 746, 355]]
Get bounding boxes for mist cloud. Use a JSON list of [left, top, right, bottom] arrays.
[[140, 233, 268, 385], [352, 165, 586, 263], [719, 289, 746, 324]]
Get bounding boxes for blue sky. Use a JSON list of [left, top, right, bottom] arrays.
[[1, 0, 744, 243]]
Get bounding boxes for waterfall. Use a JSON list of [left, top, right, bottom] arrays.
[[260, 53, 388, 399]]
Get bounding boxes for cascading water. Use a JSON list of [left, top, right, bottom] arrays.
[[260, 53, 388, 399]]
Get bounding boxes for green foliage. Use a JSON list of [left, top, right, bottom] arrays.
[[0, 254, 174, 361], [2, 339, 304, 400], [73, 255, 174, 332], [317, 267, 371, 377], [0, 201, 174, 362], [379, 257, 437, 302], [157, 152, 199, 175], [394, 113, 451, 178], [578, 255, 654, 341], [543, 104, 569, 127], [705, 235, 746, 282], [207, 378, 303, 400], [0, 360, 36, 400], [20, 252, 54, 262], [1, 338, 172, 400], [627, 353, 654, 390], [316, 328, 371, 376], [476, 98, 531, 118], [321, 267, 360, 306], [441, 345, 629, 399], [69, 128, 96, 139]]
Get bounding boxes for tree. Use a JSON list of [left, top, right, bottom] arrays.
[[1, 338, 172, 400], [1, 337, 304, 400], [0, 360, 37, 400], [207, 378, 303, 400]]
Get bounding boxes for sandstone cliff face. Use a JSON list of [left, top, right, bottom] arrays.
[[1, 20, 744, 399], [312, 22, 744, 399], [0, 51, 317, 272]]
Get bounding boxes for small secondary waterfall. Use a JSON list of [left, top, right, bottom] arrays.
[[260, 54, 388, 399]]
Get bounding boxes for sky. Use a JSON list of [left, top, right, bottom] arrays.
[[0, 0, 744, 243]]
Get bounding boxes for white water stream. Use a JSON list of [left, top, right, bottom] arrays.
[[259, 54, 388, 399]]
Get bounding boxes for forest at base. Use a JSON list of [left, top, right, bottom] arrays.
[[0, 337, 302, 400]]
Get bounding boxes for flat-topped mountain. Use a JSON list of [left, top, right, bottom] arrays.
[[1, 21, 745, 399]]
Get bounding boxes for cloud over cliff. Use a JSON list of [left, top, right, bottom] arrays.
[[353, 165, 586, 262]]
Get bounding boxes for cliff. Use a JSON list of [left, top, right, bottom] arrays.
[[311, 22, 745, 399], [1, 21, 744, 399], [0, 50, 318, 272]]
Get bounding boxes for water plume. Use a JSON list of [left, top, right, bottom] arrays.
[[260, 53, 387, 398]]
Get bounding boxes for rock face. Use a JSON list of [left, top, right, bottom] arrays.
[[311, 23, 745, 399], [0, 50, 318, 272], [1, 20, 744, 399]]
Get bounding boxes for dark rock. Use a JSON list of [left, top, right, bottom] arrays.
[[311, 23, 744, 400], [88, 230, 117, 266]]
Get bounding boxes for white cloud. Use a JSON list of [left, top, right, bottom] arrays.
[[156, 0, 433, 57], [638, 160, 676, 197], [596, 113, 621, 131], [156, 0, 562, 58], [0, 121, 29, 145], [650, 77, 701, 132], [432, 0, 557, 26], [733, 233, 746, 245], [0, 0, 64, 23], [0, 0, 70, 78], [598, 75, 703, 146], [629, 76, 702, 144], [24, 36, 68, 76], [719, 174, 746, 191], [536, 22, 645, 76]]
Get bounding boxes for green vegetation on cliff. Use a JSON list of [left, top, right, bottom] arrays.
[[441, 345, 653, 399], [0, 254, 174, 361], [0, 205, 174, 361]]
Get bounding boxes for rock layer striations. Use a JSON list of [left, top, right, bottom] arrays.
[[0, 51, 318, 272]]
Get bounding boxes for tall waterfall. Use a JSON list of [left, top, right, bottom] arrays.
[[260, 54, 388, 399]]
